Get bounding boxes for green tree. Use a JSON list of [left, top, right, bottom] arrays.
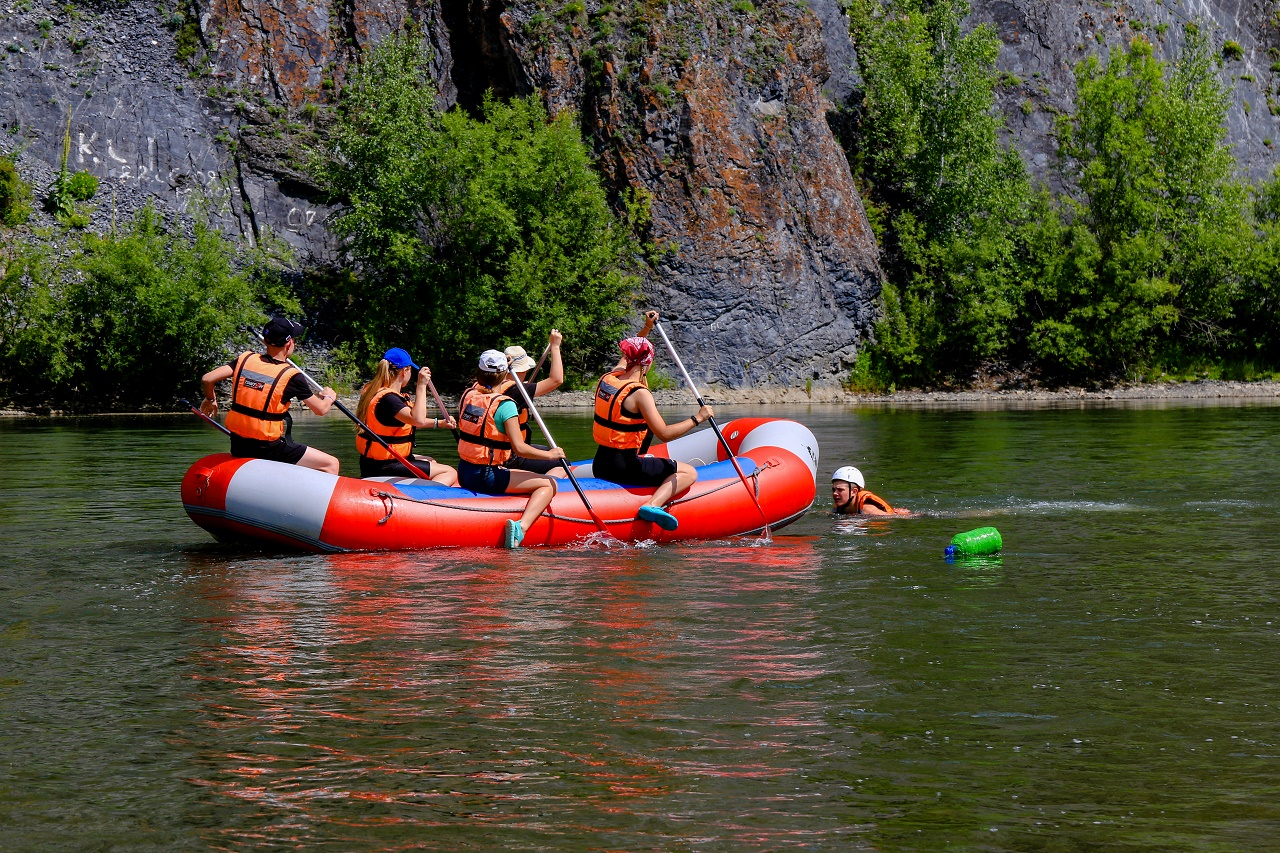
[[1033, 34, 1254, 377], [318, 33, 643, 382], [1235, 172, 1280, 365], [0, 204, 284, 409], [845, 0, 1031, 385]]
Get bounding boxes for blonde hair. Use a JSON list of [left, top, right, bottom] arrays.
[[356, 359, 398, 426]]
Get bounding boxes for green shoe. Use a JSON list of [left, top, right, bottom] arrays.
[[503, 519, 525, 549], [637, 504, 679, 531]]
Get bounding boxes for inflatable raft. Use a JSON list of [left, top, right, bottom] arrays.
[[181, 417, 818, 552]]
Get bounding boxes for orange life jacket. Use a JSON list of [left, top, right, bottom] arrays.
[[224, 352, 299, 442], [593, 371, 649, 450], [855, 490, 893, 513], [457, 385, 514, 466], [494, 378, 532, 442], [356, 387, 414, 460]]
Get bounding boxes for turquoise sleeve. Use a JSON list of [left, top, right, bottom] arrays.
[[495, 400, 519, 429]]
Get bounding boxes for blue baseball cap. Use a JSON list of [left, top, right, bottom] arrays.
[[383, 347, 419, 370]]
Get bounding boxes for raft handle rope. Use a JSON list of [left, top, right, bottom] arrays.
[[373, 490, 395, 525], [368, 460, 774, 526]]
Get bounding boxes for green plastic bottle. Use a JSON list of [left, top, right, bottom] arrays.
[[945, 527, 1002, 558]]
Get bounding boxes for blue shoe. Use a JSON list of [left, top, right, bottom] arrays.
[[503, 519, 525, 549], [637, 504, 679, 531]]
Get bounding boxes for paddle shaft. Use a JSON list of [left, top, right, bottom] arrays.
[[505, 374, 612, 536], [425, 378, 461, 441], [180, 398, 231, 436], [256, 335, 432, 480], [652, 321, 771, 534], [530, 343, 551, 380]]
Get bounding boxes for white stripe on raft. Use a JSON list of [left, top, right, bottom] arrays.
[[224, 459, 340, 541]]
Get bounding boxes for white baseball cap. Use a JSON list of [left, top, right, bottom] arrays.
[[831, 466, 865, 488], [478, 350, 508, 372]]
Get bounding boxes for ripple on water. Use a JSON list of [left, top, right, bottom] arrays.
[[4, 406, 1280, 850]]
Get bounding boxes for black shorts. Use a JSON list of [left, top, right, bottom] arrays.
[[592, 446, 678, 487], [506, 454, 562, 475], [360, 455, 436, 479], [230, 434, 309, 465], [457, 460, 512, 495]]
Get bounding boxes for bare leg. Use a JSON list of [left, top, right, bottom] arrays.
[[646, 461, 697, 507], [419, 458, 458, 487], [504, 469, 558, 532], [298, 446, 340, 475]]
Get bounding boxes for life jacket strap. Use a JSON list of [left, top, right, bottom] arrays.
[[459, 433, 512, 451], [230, 402, 288, 421], [593, 414, 648, 432]]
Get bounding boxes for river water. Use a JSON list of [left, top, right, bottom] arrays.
[[2, 401, 1279, 851]]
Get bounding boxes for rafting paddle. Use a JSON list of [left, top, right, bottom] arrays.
[[505, 373, 614, 538], [422, 375, 461, 442], [254, 333, 433, 481], [180, 397, 231, 436], [529, 343, 551, 381], [652, 321, 772, 539]]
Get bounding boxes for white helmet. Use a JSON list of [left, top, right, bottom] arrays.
[[831, 466, 865, 488]]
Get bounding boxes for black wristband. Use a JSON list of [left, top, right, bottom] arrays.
[[690, 415, 700, 426]]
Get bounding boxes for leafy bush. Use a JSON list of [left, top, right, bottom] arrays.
[[1222, 40, 1244, 61], [0, 204, 290, 409], [316, 33, 644, 384], [0, 155, 32, 227], [64, 170, 98, 200], [846, 5, 1276, 386], [1036, 35, 1255, 377]]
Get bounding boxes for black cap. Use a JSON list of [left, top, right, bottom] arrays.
[[262, 316, 304, 346]]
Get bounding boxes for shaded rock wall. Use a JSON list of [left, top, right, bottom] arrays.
[[1, 0, 880, 387]]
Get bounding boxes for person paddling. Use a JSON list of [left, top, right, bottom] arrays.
[[457, 350, 567, 548], [496, 329, 565, 476], [199, 317, 340, 474], [591, 322, 713, 532], [831, 466, 909, 516], [355, 348, 459, 485]]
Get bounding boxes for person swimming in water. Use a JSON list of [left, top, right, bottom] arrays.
[[831, 466, 909, 515]]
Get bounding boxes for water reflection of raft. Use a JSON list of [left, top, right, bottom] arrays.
[[181, 418, 819, 552]]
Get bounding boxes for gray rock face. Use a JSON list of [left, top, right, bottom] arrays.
[[1, 0, 880, 388], [969, 0, 1280, 184], [0, 0, 334, 255]]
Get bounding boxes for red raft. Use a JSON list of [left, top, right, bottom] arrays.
[[181, 417, 819, 552]]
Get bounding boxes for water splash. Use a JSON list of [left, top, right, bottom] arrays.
[[573, 530, 631, 550]]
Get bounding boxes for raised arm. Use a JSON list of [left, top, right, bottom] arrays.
[[637, 310, 658, 338], [614, 312, 661, 371], [535, 329, 563, 396]]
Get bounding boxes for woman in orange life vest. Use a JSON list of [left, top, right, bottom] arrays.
[[591, 319, 714, 532], [354, 347, 459, 485], [456, 350, 567, 549], [831, 466, 910, 516], [495, 328, 565, 476], [199, 317, 340, 474]]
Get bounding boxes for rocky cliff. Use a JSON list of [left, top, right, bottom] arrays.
[[972, 0, 1280, 184], [0, 0, 881, 387], [3, 0, 1275, 387]]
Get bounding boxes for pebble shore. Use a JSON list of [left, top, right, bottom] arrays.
[[4, 379, 1279, 418]]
